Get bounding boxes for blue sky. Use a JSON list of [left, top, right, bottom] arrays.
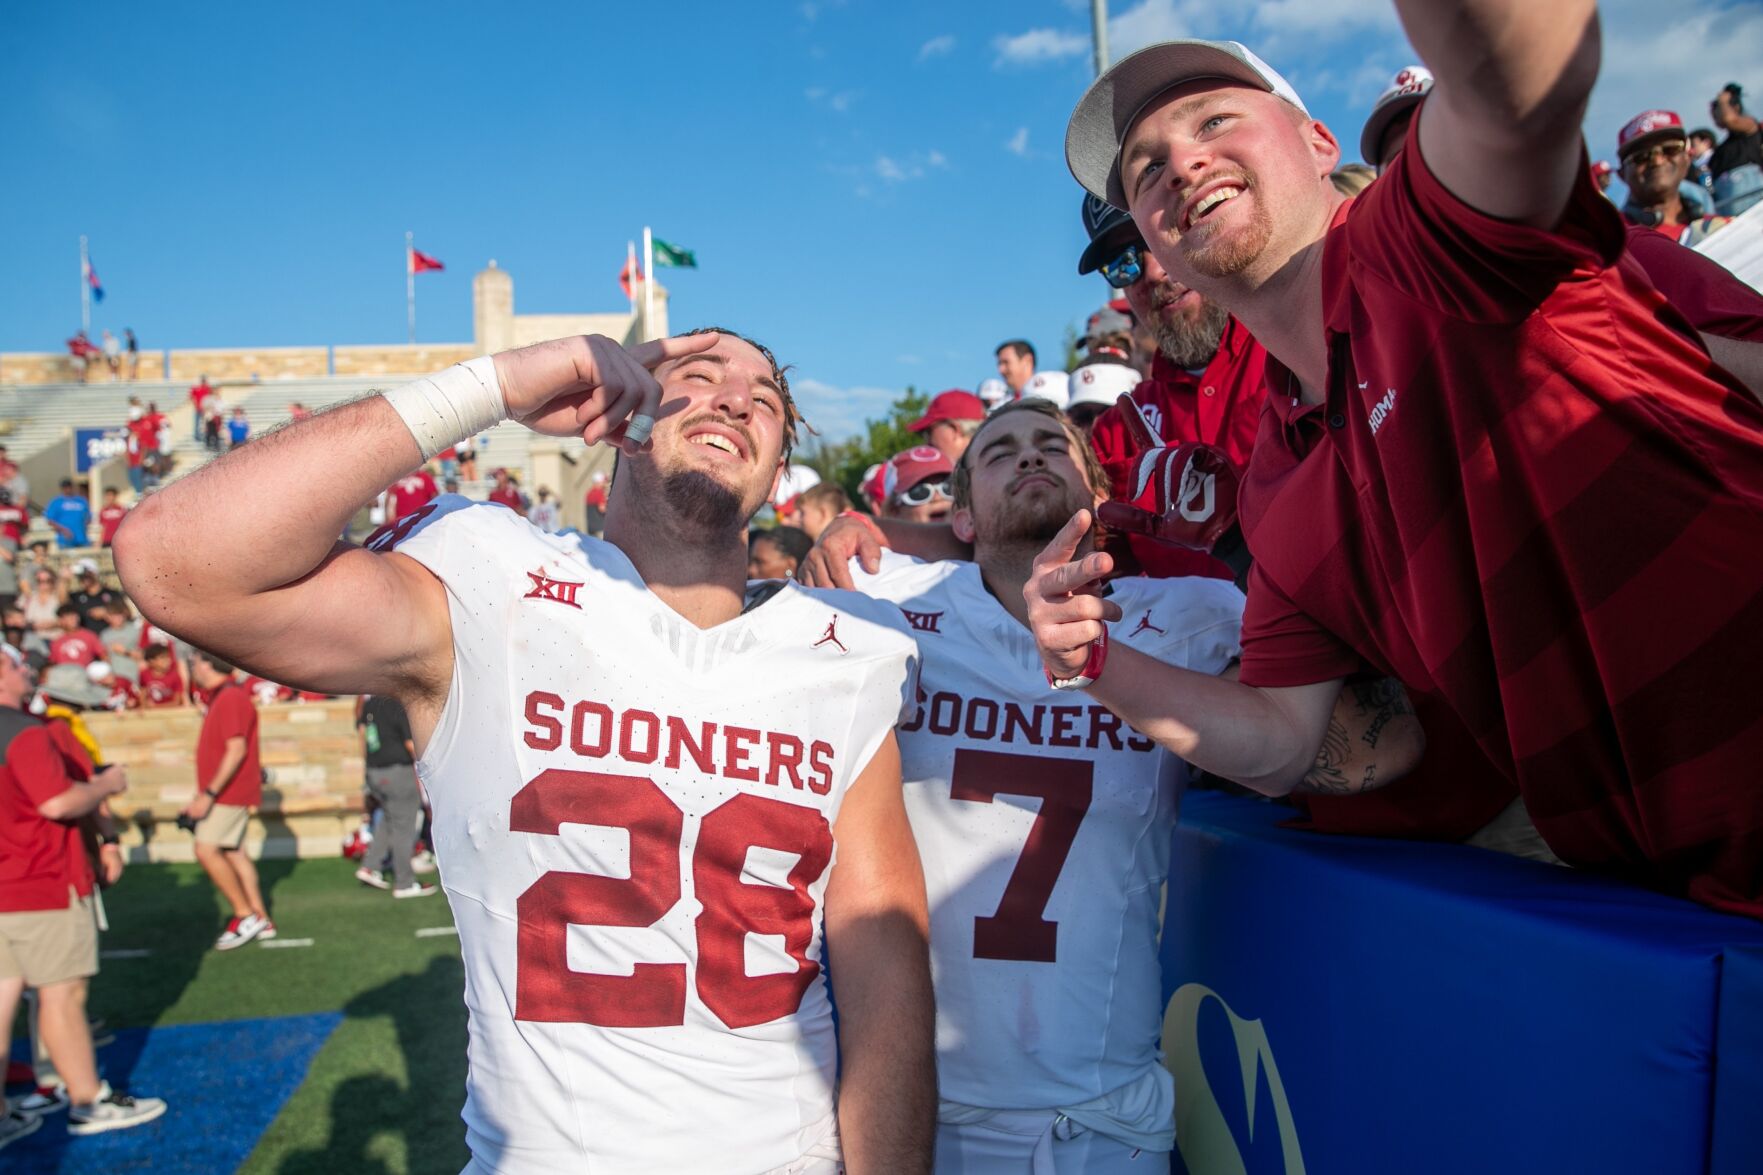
[[5, 0, 1758, 441]]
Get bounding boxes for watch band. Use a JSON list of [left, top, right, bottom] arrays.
[[1046, 625, 1109, 690]]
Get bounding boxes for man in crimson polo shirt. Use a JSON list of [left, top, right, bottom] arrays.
[[0, 643, 165, 1136], [180, 649, 273, 950], [97, 489, 128, 548], [1055, 19, 1763, 916]]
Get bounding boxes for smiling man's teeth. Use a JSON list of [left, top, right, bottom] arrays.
[[1188, 186, 1242, 227], [690, 434, 737, 455]]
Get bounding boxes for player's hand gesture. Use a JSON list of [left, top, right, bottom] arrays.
[[492, 332, 721, 454], [1024, 510, 1123, 680], [1093, 394, 1240, 551], [798, 513, 888, 590]]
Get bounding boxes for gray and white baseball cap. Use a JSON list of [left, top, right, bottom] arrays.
[[1066, 39, 1309, 209]]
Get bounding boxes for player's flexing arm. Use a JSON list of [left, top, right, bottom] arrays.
[[1026, 512, 1420, 796], [821, 730, 935, 1173], [113, 334, 718, 721]]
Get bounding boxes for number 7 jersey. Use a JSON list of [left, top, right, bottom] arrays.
[[378, 498, 919, 1174], [851, 553, 1242, 1126]]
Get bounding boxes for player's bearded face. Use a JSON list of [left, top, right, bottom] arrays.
[[1124, 249, 1230, 369], [966, 415, 1098, 548], [641, 342, 789, 528]]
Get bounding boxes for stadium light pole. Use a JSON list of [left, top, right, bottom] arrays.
[[1091, 0, 1109, 76], [79, 235, 90, 334], [406, 231, 417, 345]]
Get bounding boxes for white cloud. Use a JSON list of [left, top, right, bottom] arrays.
[[1005, 126, 1031, 156], [805, 87, 857, 113], [993, 27, 1089, 68], [918, 34, 956, 62], [792, 378, 904, 442], [874, 150, 948, 183]]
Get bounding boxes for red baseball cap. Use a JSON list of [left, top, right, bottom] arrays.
[[1590, 159, 1614, 178], [908, 390, 987, 433], [1617, 110, 1686, 161], [882, 445, 953, 500]]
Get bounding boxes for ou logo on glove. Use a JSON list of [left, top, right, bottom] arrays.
[[1095, 394, 1240, 552]]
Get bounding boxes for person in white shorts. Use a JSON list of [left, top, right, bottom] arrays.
[[114, 328, 936, 1174], [842, 400, 1418, 1172]]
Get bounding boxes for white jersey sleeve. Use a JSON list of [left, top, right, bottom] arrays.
[[376, 497, 920, 1174]]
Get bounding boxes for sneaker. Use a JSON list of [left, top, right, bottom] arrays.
[[255, 917, 277, 941], [411, 850, 437, 875], [67, 1081, 167, 1135], [392, 883, 438, 899], [15, 1084, 68, 1116], [215, 914, 264, 951], [0, 1110, 42, 1150], [355, 866, 392, 891]]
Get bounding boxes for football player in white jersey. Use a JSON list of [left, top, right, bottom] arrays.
[[840, 400, 1421, 1173], [114, 330, 936, 1174]]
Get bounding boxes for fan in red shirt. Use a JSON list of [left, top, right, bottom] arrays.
[[1052, 21, 1763, 917], [138, 644, 186, 707], [240, 674, 293, 706], [486, 467, 526, 514], [97, 488, 129, 548], [0, 490, 26, 548], [384, 469, 439, 522], [181, 649, 273, 950], [48, 606, 105, 667]]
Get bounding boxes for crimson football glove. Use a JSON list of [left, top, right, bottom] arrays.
[[1095, 394, 1240, 551]]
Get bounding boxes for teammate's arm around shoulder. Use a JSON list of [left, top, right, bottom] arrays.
[[821, 730, 935, 1174]]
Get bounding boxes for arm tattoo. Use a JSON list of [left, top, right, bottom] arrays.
[[1350, 677, 1413, 750], [1300, 715, 1357, 795]]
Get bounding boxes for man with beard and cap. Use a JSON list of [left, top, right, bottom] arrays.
[[113, 328, 936, 1173], [1079, 193, 1270, 581], [842, 399, 1417, 1172], [1054, 9, 1763, 917]]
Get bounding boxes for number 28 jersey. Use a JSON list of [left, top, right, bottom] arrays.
[[851, 554, 1242, 1123], [381, 498, 919, 1174]]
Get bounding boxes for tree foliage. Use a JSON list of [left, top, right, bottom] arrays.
[[798, 386, 927, 508]]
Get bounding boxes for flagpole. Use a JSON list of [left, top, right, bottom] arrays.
[[80, 236, 90, 334], [626, 240, 637, 315], [642, 226, 655, 342], [406, 231, 416, 344]]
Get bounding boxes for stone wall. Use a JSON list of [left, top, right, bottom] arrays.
[[0, 351, 169, 385], [165, 347, 329, 383], [88, 699, 366, 863], [332, 343, 476, 377]]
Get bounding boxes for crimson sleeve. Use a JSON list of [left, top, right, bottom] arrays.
[[1348, 104, 1627, 324], [1236, 561, 1365, 688], [9, 725, 74, 808], [1623, 225, 1763, 342]]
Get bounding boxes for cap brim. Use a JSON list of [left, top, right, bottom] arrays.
[[905, 416, 934, 432], [1619, 127, 1686, 162], [1077, 221, 1143, 275], [1067, 40, 1284, 208], [1358, 93, 1423, 165]]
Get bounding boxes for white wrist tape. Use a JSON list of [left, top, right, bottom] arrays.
[[382, 356, 508, 462]]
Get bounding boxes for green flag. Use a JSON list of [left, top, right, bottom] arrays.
[[652, 238, 698, 268]]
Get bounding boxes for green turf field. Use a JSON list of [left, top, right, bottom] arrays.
[[57, 859, 470, 1174]]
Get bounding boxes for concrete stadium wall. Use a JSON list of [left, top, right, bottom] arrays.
[[332, 343, 476, 377], [89, 699, 367, 864], [0, 351, 170, 385]]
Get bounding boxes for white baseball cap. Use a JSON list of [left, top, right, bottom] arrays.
[[977, 378, 1011, 409], [1066, 362, 1144, 410], [771, 464, 822, 508], [1021, 370, 1072, 409], [1066, 39, 1310, 208], [1359, 66, 1434, 165]]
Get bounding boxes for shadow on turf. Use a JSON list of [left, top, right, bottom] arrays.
[[272, 953, 470, 1175]]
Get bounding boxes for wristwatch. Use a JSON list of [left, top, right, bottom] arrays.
[[1046, 626, 1109, 691]]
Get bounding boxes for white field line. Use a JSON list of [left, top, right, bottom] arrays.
[[259, 937, 316, 949], [415, 926, 459, 938]]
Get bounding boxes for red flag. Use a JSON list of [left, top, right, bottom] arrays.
[[411, 248, 445, 273], [619, 257, 643, 299]]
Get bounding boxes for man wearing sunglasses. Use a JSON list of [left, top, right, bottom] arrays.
[[1616, 110, 1730, 247], [879, 446, 955, 525], [1080, 194, 1269, 581]]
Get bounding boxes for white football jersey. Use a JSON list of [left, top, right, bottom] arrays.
[[850, 553, 1242, 1114], [379, 498, 918, 1174]]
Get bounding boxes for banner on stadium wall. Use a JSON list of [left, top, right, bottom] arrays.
[[1158, 792, 1763, 1175], [75, 427, 129, 473]]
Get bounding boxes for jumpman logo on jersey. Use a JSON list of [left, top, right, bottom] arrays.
[[1129, 610, 1166, 638], [812, 616, 848, 656]]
